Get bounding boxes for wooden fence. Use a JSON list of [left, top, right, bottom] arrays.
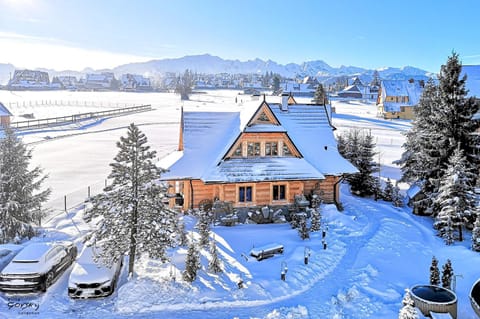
[[10, 104, 152, 130]]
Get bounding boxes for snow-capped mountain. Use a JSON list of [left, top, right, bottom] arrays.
[[0, 54, 433, 84]]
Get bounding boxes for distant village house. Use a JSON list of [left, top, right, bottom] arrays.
[[0, 102, 12, 127], [376, 79, 424, 119]]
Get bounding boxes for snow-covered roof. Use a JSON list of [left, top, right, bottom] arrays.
[[462, 65, 480, 98], [161, 101, 357, 183], [0, 102, 12, 116]]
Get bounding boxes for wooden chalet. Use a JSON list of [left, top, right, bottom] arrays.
[[0, 102, 12, 127], [376, 79, 424, 119], [160, 96, 357, 211]]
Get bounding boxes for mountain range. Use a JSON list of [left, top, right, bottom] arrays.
[[0, 54, 435, 85]]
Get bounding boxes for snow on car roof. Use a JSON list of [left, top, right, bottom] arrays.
[[12, 242, 57, 262]]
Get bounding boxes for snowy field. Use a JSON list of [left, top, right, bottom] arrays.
[[0, 90, 479, 318]]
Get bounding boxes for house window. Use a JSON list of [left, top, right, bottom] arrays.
[[247, 142, 261, 156], [239, 186, 252, 202], [257, 112, 269, 122], [283, 144, 292, 156], [273, 185, 286, 200], [265, 142, 278, 156], [233, 144, 243, 157]]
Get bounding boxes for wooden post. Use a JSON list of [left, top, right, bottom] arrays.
[[64, 195, 67, 212]]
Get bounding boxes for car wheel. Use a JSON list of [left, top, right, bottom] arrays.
[[43, 272, 54, 291]]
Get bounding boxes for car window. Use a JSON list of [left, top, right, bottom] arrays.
[[0, 250, 10, 258]]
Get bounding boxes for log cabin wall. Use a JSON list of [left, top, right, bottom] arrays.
[[167, 176, 341, 211]]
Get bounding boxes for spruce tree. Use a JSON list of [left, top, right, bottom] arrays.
[[383, 178, 394, 202], [0, 126, 50, 243], [208, 236, 223, 274], [471, 214, 480, 252], [313, 84, 327, 105], [339, 129, 379, 197], [398, 289, 419, 319], [429, 256, 440, 286], [183, 236, 201, 283], [175, 69, 194, 100], [441, 259, 454, 289], [392, 182, 404, 207], [177, 217, 188, 247], [398, 53, 479, 216], [433, 147, 477, 243], [310, 207, 321, 232], [196, 209, 211, 247], [84, 123, 176, 275], [298, 216, 310, 240]]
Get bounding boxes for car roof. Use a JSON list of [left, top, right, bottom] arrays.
[[12, 242, 60, 262]]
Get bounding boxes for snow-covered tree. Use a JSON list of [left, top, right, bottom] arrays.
[[313, 83, 327, 105], [84, 123, 176, 275], [383, 178, 394, 202], [0, 126, 50, 243], [310, 207, 322, 232], [430, 256, 440, 286], [398, 289, 419, 319], [398, 53, 479, 216], [298, 216, 310, 240], [338, 129, 379, 197], [175, 69, 194, 100], [208, 236, 223, 273], [441, 259, 454, 289], [196, 209, 211, 247], [433, 147, 477, 243], [472, 214, 480, 252], [392, 181, 404, 207], [177, 217, 188, 247], [183, 236, 201, 282]]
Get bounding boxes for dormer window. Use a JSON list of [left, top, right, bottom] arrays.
[[247, 142, 261, 156], [265, 142, 278, 156], [283, 144, 292, 156], [257, 112, 269, 122], [233, 145, 242, 157]]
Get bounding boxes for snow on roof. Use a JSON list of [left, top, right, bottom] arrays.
[[203, 157, 324, 183], [161, 111, 241, 180], [462, 65, 480, 98], [0, 102, 12, 116], [161, 101, 357, 182], [270, 103, 357, 175], [341, 85, 361, 93], [406, 183, 422, 199]]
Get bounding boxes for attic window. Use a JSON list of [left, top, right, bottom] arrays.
[[233, 144, 242, 157], [265, 142, 278, 156], [257, 112, 269, 122], [247, 142, 261, 156], [282, 144, 292, 156]]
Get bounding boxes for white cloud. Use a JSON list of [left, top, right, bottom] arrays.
[[0, 32, 154, 71]]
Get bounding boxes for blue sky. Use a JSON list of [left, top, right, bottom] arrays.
[[0, 0, 479, 72]]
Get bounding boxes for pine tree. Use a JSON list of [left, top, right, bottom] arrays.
[[383, 178, 394, 202], [313, 84, 327, 105], [175, 69, 194, 100], [338, 129, 379, 197], [196, 209, 211, 247], [310, 207, 321, 232], [430, 256, 440, 286], [398, 53, 479, 216], [0, 126, 50, 243], [471, 214, 480, 252], [84, 123, 176, 275], [441, 259, 454, 289], [298, 216, 310, 240], [398, 289, 419, 319], [272, 75, 281, 93], [177, 217, 188, 247], [208, 236, 223, 273], [183, 236, 201, 282], [392, 182, 404, 207], [433, 147, 477, 244]]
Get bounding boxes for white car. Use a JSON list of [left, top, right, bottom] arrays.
[[0, 244, 24, 272], [68, 245, 122, 298], [0, 241, 77, 292]]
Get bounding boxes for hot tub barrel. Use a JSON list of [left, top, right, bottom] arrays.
[[410, 285, 457, 319]]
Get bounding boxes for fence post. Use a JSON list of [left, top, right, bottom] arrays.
[[88, 186, 91, 198], [64, 195, 67, 212]]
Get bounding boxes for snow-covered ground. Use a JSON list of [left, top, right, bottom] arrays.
[[0, 90, 479, 318]]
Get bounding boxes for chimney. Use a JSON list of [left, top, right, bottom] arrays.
[[281, 93, 289, 112]]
